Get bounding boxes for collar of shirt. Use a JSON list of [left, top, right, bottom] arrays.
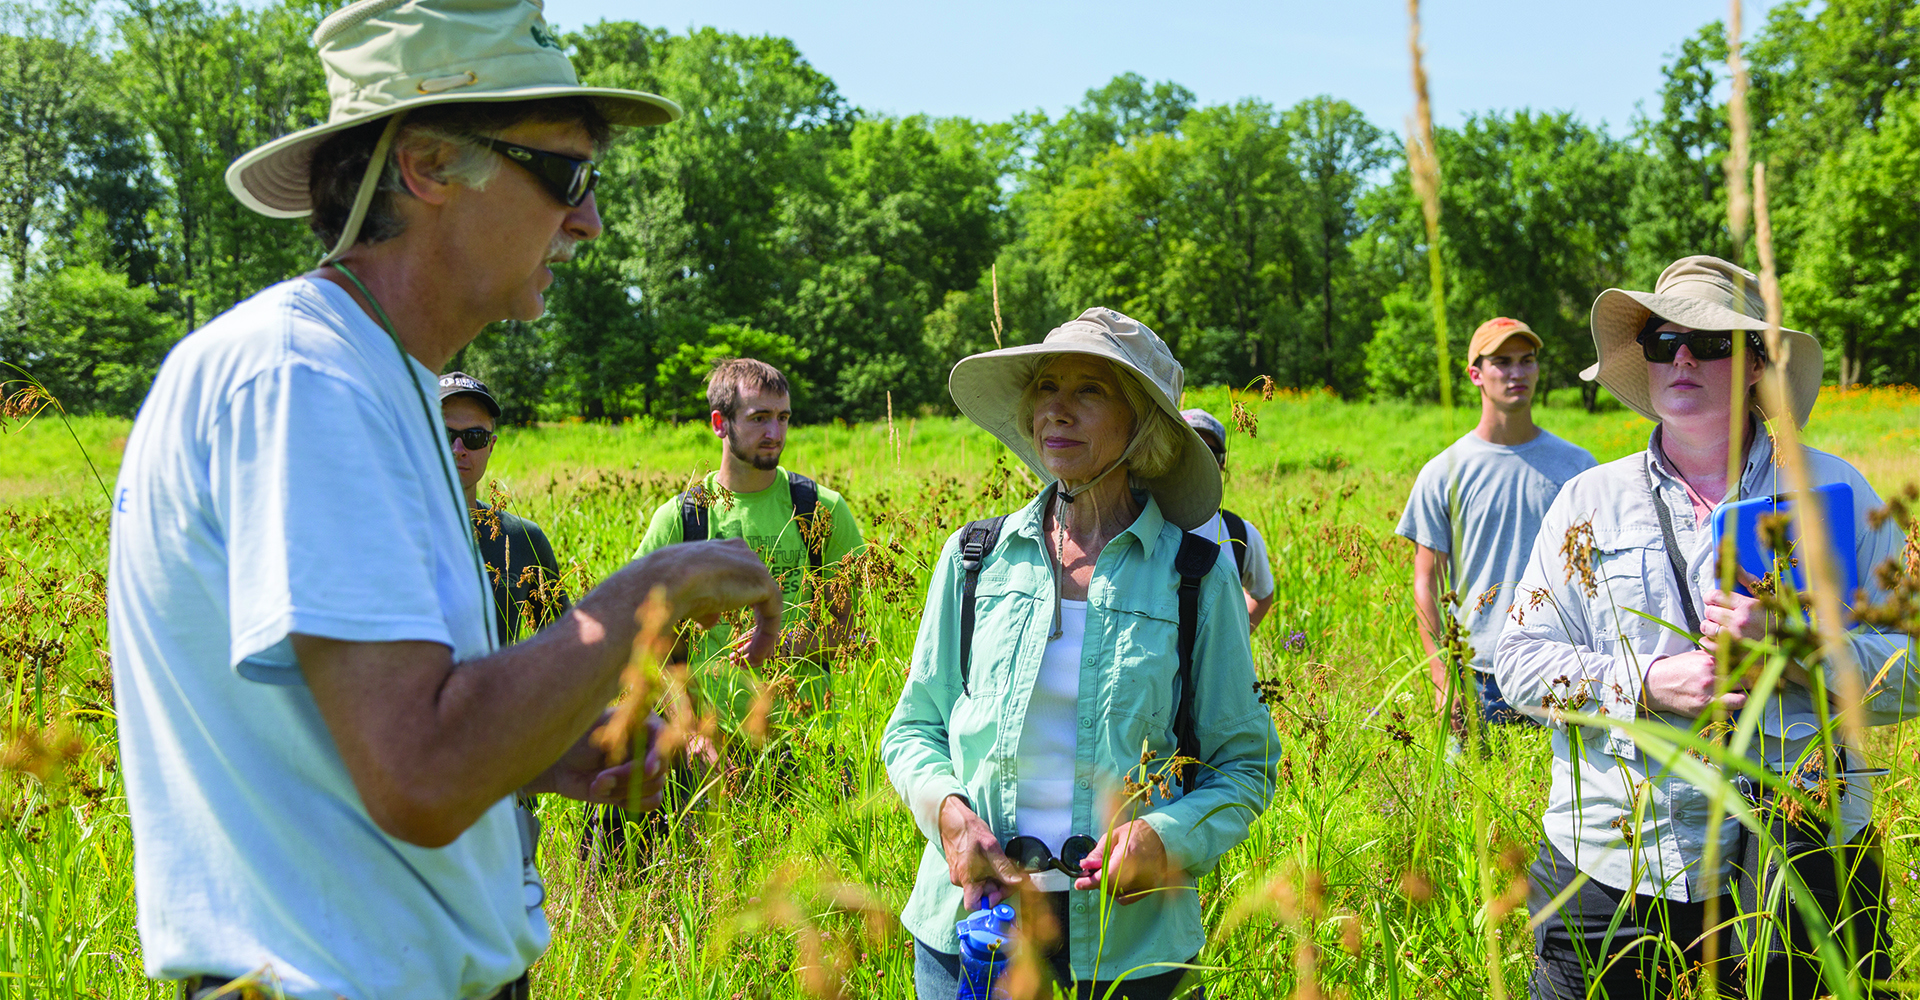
[[1010, 483, 1168, 638]]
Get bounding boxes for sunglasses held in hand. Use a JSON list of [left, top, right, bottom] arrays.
[[1006, 834, 1098, 891]]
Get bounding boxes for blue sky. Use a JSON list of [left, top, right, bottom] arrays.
[[543, 0, 1778, 138]]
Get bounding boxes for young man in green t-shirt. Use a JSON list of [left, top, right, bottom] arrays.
[[587, 359, 864, 867], [634, 358, 864, 666]]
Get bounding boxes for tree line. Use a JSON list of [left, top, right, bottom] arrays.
[[4, 0, 1917, 423]]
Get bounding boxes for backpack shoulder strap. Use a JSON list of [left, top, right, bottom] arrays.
[[678, 488, 709, 543], [1172, 531, 1219, 794], [956, 515, 1008, 696], [1221, 509, 1249, 577], [787, 471, 824, 571]]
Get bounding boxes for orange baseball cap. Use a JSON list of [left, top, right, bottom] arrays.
[[1468, 317, 1541, 364]]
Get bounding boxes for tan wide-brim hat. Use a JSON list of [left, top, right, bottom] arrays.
[[949, 308, 1222, 531], [225, 0, 681, 219], [1583, 255, 1824, 427]]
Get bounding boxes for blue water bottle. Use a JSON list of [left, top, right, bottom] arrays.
[[955, 902, 1017, 1000]]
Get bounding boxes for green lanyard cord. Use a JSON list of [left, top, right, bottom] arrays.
[[327, 262, 498, 654]]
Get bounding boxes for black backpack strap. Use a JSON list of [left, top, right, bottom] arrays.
[[956, 515, 1008, 696], [787, 472, 824, 571], [678, 488, 709, 543], [1221, 509, 1249, 577], [1172, 531, 1219, 794]]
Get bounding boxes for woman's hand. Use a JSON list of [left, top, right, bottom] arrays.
[[1702, 569, 1771, 650], [938, 795, 1024, 909], [1073, 819, 1172, 904]]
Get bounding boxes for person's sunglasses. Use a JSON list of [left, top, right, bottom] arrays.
[[481, 138, 600, 207], [1005, 834, 1098, 878], [1636, 319, 1766, 364], [446, 426, 495, 451]]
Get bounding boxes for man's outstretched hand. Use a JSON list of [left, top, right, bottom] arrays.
[[632, 539, 783, 665]]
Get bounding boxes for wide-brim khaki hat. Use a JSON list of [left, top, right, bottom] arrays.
[[949, 308, 1222, 531], [1583, 255, 1823, 427], [225, 0, 681, 220]]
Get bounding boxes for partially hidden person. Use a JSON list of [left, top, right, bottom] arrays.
[[441, 371, 570, 645], [1396, 317, 1596, 728], [1496, 256, 1915, 999], [883, 308, 1282, 1000], [105, 3, 782, 997], [1179, 408, 1277, 631]]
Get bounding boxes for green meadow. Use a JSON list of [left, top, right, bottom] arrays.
[[3, 386, 1917, 998]]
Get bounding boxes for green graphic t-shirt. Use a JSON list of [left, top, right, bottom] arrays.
[[634, 467, 864, 722]]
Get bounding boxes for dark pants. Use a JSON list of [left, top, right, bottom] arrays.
[[1476, 670, 1537, 727], [1527, 837, 1890, 999], [181, 973, 529, 999], [913, 893, 1202, 1000]]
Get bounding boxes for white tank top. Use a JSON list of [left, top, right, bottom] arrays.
[[1015, 598, 1085, 853]]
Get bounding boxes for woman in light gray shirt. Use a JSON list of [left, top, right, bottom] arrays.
[[1496, 256, 1914, 999]]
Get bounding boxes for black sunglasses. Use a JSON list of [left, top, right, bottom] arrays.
[[446, 426, 495, 451], [481, 138, 600, 207], [1637, 317, 1766, 364], [1005, 834, 1098, 878]]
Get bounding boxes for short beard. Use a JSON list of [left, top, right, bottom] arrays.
[[727, 429, 781, 471]]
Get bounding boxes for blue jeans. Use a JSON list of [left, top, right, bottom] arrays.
[[1475, 669, 1536, 727], [912, 893, 1201, 1000]]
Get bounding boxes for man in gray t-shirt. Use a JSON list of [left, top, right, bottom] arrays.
[[1396, 317, 1596, 727]]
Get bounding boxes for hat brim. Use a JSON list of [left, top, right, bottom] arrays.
[[1585, 288, 1823, 427], [949, 343, 1223, 531], [225, 86, 682, 218]]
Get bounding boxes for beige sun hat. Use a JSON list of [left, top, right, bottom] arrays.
[[224, 0, 680, 251], [1584, 255, 1824, 427], [949, 307, 1222, 530]]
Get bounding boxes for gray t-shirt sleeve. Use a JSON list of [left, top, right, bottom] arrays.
[[1396, 459, 1454, 554], [1240, 520, 1276, 600]]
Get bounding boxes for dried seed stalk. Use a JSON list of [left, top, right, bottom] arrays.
[[1406, 0, 1452, 428]]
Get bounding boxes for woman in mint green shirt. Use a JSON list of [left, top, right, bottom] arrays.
[[883, 308, 1282, 999]]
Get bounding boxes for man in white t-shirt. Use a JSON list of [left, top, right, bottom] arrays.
[[106, 4, 780, 999], [1395, 317, 1596, 727], [1180, 408, 1277, 630]]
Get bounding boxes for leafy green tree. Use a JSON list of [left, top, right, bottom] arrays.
[[1283, 96, 1391, 392], [5, 262, 176, 415], [0, 0, 108, 292], [650, 322, 811, 421], [113, 0, 328, 331], [1781, 89, 1920, 385]]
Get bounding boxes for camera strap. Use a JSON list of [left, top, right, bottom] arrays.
[[1642, 456, 1702, 637]]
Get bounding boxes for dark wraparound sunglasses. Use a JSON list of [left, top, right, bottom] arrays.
[[1637, 317, 1766, 364], [481, 138, 600, 207], [1006, 834, 1098, 878], [447, 426, 495, 451]]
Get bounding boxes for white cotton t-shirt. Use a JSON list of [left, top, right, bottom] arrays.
[[1015, 599, 1086, 854], [1192, 511, 1276, 600], [107, 277, 544, 1000]]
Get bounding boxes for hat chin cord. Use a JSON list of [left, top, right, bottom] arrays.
[[319, 110, 408, 266], [1055, 426, 1146, 504]]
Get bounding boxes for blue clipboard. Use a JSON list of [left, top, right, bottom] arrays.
[[1709, 482, 1860, 605]]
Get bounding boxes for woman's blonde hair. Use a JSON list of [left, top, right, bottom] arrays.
[[1016, 355, 1184, 481]]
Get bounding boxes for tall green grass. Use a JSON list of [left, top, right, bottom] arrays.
[[3, 387, 1916, 997]]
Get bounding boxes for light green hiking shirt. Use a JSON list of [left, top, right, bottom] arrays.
[[883, 487, 1281, 980], [635, 467, 863, 722]]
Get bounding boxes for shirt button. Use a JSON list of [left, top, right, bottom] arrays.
[[1077, 779, 1090, 790], [1080, 716, 1093, 728]]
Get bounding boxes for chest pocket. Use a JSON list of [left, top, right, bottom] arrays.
[[960, 573, 1035, 698], [1588, 528, 1666, 645], [1103, 588, 1181, 726]]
